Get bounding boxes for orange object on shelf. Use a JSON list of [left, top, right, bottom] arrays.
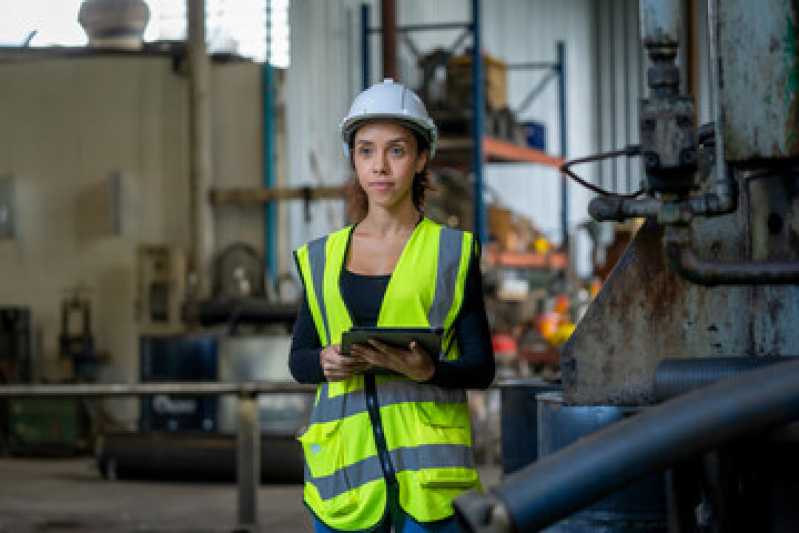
[[434, 137, 564, 169], [492, 333, 518, 361], [538, 312, 575, 347], [482, 136, 564, 168], [483, 246, 568, 270]]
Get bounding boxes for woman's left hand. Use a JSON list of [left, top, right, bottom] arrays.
[[350, 340, 436, 382]]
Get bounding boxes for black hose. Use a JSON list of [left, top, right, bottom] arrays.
[[454, 357, 799, 532], [654, 356, 786, 401]]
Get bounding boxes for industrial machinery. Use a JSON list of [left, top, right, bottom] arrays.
[[99, 243, 307, 481], [455, 1, 799, 531], [59, 287, 100, 382]]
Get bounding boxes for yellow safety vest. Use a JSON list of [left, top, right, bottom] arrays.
[[293, 217, 480, 531]]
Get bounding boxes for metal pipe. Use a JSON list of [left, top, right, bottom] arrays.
[[447, 28, 471, 54], [0, 382, 314, 397], [471, 0, 486, 243], [237, 393, 261, 529], [654, 356, 786, 402], [515, 70, 556, 116], [594, 0, 604, 191], [623, 0, 632, 193], [454, 357, 799, 532], [368, 22, 471, 34], [557, 41, 568, 251], [706, 0, 735, 214], [609, 1, 618, 193], [188, 0, 214, 297], [664, 231, 799, 286], [505, 62, 558, 70], [361, 4, 370, 90], [587, 186, 738, 223], [381, 0, 397, 80], [588, 196, 661, 222]]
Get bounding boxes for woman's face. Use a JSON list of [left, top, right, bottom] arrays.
[[351, 120, 428, 213]]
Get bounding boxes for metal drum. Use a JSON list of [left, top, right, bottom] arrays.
[[217, 335, 312, 436], [499, 378, 560, 474], [538, 392, 667, 532]]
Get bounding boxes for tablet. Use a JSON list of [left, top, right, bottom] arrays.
[[341, 326, 443, 359]]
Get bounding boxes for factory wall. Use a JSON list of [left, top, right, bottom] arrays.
[[284, 0, 600, 276], [0, 54, 263, 424]]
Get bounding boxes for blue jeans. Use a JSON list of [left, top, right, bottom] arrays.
[[310, 482, 462, 532]]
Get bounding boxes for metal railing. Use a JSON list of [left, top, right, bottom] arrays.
[[0, 382, 315, 532]]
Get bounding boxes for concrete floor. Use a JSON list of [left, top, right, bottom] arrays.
[[0, 458, 502, 532]]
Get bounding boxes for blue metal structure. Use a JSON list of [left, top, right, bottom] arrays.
[[360, 6, 568, 248], [557, 42, 568, 250], [470, 0, 485, 244], [360, 3, 486, 242], [507, 41, 568, 249]]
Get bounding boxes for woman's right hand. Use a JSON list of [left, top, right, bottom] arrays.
[[320, 344, 371, 381]]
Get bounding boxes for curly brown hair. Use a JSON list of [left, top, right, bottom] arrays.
[[344, 127, 433, 223]]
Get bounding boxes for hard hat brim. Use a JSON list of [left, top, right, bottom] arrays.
[[341, 114, 438, 157]]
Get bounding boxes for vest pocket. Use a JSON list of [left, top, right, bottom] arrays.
[[298, 420, 344, 480], [416, 401, 469, 429], [299, 421, 362, 517], [418, 467, 478, 489]]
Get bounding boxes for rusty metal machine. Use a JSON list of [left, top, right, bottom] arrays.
[[456, 0, 799, 531]]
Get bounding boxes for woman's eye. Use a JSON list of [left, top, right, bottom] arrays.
[[358, 147, 372, 156], [390, 146, 405, 156]]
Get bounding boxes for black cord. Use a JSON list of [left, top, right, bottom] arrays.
[[560, 145, 644, 198]]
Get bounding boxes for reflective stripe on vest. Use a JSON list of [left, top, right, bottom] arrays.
[[294, 218, 478, 530], [306, 443, 474, 501], [309, 379, 467, 425]]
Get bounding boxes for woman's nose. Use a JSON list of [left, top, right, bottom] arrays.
[[372, 150, 388, 173]]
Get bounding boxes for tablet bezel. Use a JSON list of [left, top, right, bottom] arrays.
[[340, 326, 443, 360]]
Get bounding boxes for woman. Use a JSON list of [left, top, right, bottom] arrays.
[[290, 79, 495, 533]]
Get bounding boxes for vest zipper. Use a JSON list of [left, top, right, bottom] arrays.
[[364, 374, 396, 484]]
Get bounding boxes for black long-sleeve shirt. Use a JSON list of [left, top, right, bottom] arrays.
[[289, 252, 495, 389]]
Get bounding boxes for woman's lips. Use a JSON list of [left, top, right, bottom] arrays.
[[369, 181, 394, 191]]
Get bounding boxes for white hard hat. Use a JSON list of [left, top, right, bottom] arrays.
[[340, 78, 438, 159]]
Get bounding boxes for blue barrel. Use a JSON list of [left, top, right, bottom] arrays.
[[499, 379, 561, 474], [139, 334, 218, 432], [537, 392, 667, 532]]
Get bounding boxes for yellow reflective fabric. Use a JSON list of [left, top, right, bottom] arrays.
[[294, 218, 480, 531], [376, 222, 440, 326]]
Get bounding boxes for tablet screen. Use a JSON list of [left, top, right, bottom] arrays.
[[341, 326, 443, 360]]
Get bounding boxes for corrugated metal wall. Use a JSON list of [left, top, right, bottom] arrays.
[[594, 0, 644, 196]]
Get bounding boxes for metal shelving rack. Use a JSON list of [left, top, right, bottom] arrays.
[[361, 2, 569, 248]]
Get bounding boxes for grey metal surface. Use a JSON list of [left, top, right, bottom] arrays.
[[217, 336, 312, 435], [562, 213, 749, 405], [563, 148, 799, 404], [639, 0, 680, 47], [718, 0, 799, 162]]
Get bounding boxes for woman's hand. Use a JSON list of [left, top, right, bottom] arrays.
[[320, 344, 372, 381], [351, 340, 436, 382]]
